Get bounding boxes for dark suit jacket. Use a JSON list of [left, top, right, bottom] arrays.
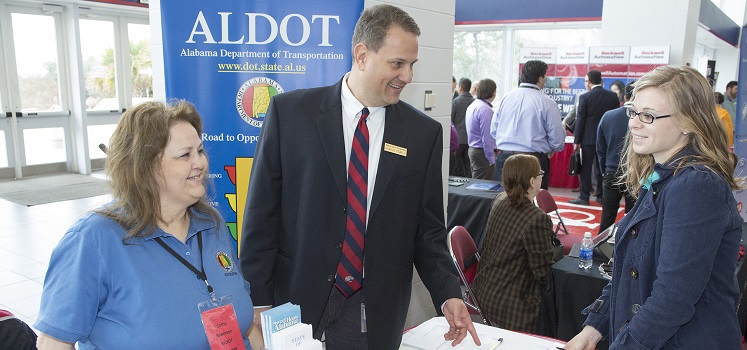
[[240, 77, 461, 349], [574, 86, 620, 146], [451, 92, 475, 145]]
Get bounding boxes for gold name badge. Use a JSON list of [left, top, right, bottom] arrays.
[[384, 143, 407, 157]]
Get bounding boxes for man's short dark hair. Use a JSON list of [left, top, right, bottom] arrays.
[[520, 60, 547, 85], [727, 81, 738, 89], [624, 80, 636, 101], [352, 4, 420, 55], [476, 79, 496, 100], [458, 78, 471, 92], [587, 70, 602, 85]]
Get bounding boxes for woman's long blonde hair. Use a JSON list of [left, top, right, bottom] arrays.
[[621, 65, 743, 196]]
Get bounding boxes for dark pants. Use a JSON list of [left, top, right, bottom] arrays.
[[468, 147, 495, 180], [493, 150, 550, 189], [578, 145, 602, 201], [599, 171, 635, 234], [450, 144, 472, 178], [314, 287, 368, 350]]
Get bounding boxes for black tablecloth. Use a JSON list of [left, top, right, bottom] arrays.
[[446, 177, 502, 248], [538, 225, 747, 350]]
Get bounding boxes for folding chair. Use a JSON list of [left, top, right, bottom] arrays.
[[447, 226, 490, 325], [535, 189, 581, 255], [535, 189, 569, 235]]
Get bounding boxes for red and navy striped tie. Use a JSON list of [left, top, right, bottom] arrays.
[[335, 108, 369, 298]]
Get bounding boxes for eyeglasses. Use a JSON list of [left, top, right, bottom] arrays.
[[625, 106, 672, 124], [537, 170, 545, 177]]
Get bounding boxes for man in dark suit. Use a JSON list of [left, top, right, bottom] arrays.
[[240, 5, 479, 350], [597, 81, 636, 232], [570, 70, 620, 206]]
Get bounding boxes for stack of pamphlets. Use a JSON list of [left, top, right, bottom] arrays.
[[260, 302, 301, 349], [270, 323, 322, 349], [260, 302, 322, 350]]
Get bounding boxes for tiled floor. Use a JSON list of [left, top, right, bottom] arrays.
[[0, 171, 111, 331], [0, 171, 579, 335]]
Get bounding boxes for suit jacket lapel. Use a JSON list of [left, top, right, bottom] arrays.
[[316, 79, 347, 203], [370, 103, 407, 219]]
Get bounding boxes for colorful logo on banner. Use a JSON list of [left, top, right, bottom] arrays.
[[236, 77, 284, 128], [160, 0, 363, 254]]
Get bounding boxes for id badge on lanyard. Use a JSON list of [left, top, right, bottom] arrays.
[[155, 232, 246, 350], [198, 295, 245, 350]]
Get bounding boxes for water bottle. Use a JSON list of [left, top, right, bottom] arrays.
[[578, 232, 593, 269]]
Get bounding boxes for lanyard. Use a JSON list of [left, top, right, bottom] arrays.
[[155, 231, 218, 302]]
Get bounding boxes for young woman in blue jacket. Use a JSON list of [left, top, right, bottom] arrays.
[[565, 65, 744, 350]]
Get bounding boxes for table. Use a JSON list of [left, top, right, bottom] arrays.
[[538, 225, 747, 350], [400, 316, 565, 350], [538, 256, 612, 349], [446, 178, 502, 248], [549, 135, 580, 189]]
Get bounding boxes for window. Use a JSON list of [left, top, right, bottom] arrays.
[[12, 13, 62, 112], [80, 19, 118, 111], [23, 128, 66, 165], [0, 131, 7, 167], [453, 31, 504, 94], [88, 124, 117, 159], [128, 23, 153, 106]]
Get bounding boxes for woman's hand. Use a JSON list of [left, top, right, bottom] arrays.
[[248, 306, 270, 349], [563, 325, 603, 350]]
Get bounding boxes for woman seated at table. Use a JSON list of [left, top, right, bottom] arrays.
[[565, 65, 744, 350], [472, 154, 554, 332], [35, 101, 257, 349]]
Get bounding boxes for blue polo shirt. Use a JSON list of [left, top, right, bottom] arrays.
[[35, 206, 253, 349]]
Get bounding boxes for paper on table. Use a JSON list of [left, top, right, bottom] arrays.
[[402, 324, 500, 350], [400, 317, 566, 350]]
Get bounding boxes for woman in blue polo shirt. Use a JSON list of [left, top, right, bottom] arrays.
[[35, 101, 257, 349]]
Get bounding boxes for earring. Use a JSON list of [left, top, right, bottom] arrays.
[[682, 132, 689, 135]]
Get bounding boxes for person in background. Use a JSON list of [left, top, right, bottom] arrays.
[[596, 81, 636, 234], [472, 154, 554, 332], [609, 80, 626, 106], [723, 80, 738, 125], [565, 65, 744, 350], [452, 76, 458, 99], [450, 121, 459, 154], [570, 70, 620, 206], [470, 80, 480, 96], [715, 92, 734, 148], [490, 60, 566, 189], [240, 4, 479, 349], [34, 101, 257, 349], [0, 309, 37, 350], [466, 78, 498, 179], [451, 77, 475, 177]]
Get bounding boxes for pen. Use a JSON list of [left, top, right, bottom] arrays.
[[488, 337, 503, 350]]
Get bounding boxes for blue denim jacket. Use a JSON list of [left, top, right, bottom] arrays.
[[583, 149, 743, 349]]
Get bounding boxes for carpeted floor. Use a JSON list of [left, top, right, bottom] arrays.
[[0, 173, 110, 206], [548, 194, 626, 237]]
